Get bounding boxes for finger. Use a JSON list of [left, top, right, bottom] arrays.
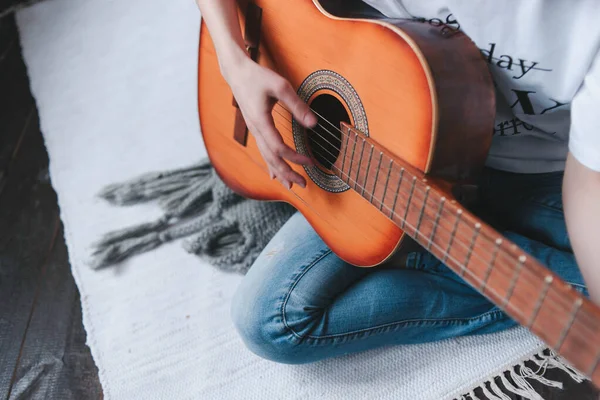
[[257, 117, 313, 166], [278, 144, 313, 166], [270, 153, 306, 188], [255, 138, 287, 186], [271, 79, 317, 128], [255, 135, 306, 188]]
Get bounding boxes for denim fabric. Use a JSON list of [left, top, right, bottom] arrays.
[[231, 168, 587, 364]]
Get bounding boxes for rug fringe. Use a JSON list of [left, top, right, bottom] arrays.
[[545, 350, 587, 383], [454, 348, 589, 400]]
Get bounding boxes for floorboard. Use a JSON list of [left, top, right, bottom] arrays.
[[0, 14, 34, 197], [9, 224, 103, 400], [0, 104, 57, 398], [0, 12, 102, 399], [0, 16, 53, 389]]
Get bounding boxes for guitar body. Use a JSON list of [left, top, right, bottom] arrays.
[[198, 0, 495, 267]]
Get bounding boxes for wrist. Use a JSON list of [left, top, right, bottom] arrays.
[[219, 46, 251, 84]]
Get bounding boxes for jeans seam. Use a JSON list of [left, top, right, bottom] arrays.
[[525, 199, 563, 214], [302, 309, 505, 341], [280, 248, 333, 340], [281, 251, 505, 341]]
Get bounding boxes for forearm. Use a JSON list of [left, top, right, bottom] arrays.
[[195, 0, 249, 81], [564, 152, 600, 304]]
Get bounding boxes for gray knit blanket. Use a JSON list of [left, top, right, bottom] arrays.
[[89, 159, 296, 273]]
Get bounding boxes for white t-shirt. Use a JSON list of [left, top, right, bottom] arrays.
[[361, 0, 600, 173]]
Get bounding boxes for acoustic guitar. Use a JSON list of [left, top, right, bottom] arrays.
[[197, 0, 600, 385]]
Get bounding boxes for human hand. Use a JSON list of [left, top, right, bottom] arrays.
[[226, 58, 317, 189]]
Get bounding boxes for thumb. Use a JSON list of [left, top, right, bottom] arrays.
[[274, 80, 317, 128]]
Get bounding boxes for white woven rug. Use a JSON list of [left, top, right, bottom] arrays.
[[15, 0, 569, 398]]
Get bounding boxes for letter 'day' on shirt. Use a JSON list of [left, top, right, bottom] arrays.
[[362, 0, 600, 173]]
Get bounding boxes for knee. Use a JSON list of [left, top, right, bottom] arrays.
[[230, 282, 308, 365]]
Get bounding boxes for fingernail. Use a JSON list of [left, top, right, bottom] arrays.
[[269, 171, 275, 179], [287, 182, 292, 190]]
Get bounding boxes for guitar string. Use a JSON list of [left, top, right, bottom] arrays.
[[272, 104, 524, 257], [281, 128, 600, 344], [271, 103, 577, 282], [271, 121, 600, 347], [274, 102, 492, 230], [272, 102, 594, 296], [271, 104, 570, 283], [266, 106, 600, 333], [270, 106, 599, 328]]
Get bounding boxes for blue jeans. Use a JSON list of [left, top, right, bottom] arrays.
[[231, 169, 588, 364]]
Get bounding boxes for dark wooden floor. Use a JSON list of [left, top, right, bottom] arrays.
[[0, 13, 103, 400], [0, 6, 598, 400]]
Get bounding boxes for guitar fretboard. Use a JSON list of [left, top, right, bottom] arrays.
[[332, 123, 600, 380]]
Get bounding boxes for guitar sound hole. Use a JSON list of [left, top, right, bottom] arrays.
[[307, 94, 350, 170]]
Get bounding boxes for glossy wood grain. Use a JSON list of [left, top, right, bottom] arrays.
[[198, 0, 492, 267]]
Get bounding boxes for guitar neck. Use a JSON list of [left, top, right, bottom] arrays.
[[333, 123, 600, 381]]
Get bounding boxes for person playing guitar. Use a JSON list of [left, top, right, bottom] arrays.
[[194, 0, 600, 370]]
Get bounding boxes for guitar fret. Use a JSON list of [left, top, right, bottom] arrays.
[[555, 298, 583, 351], [346, 133, 358, 185], [589, 352, 600, 378], [370, 152, 383, 203], [362, 145, 374, 197], [355, 138, 366, 190], [415, 186, 430, 232], [401, 177, 417, 230], [480, 238, 502, 291], [460, 223, 481, 278], [427, 196, 445, 251], [527, 275, 554, 328], [443, 209, 462, 263], [340, 128, 351, 176], [390, 168, 405, 219], [380, 159, 393, 211], [501, 255, 526, 308]]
